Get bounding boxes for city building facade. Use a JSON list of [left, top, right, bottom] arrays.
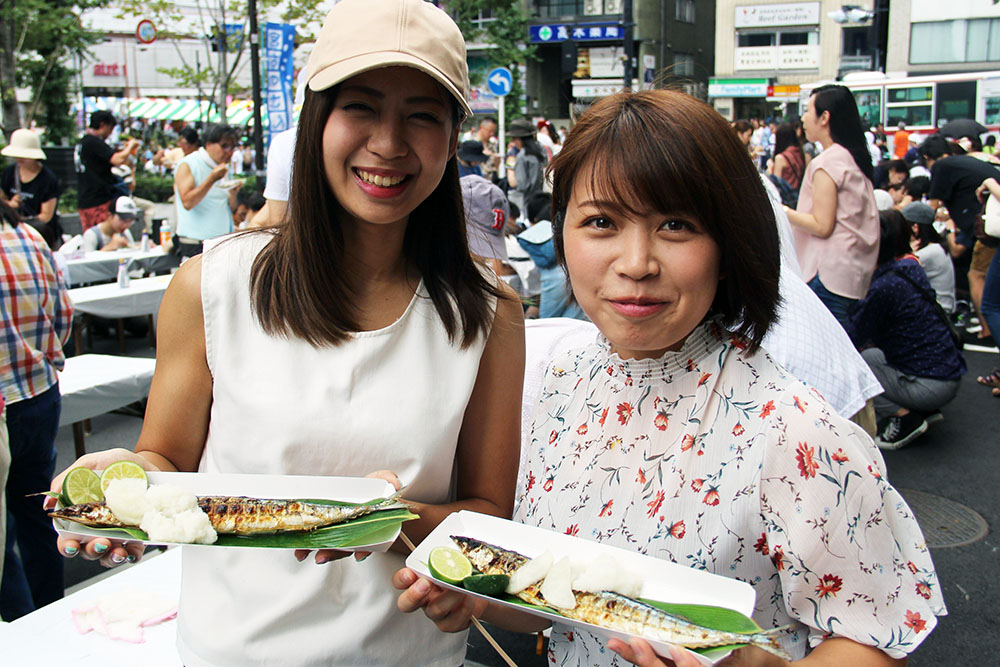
[[710, 0, 880, 121], [523, 0, 715, 122]]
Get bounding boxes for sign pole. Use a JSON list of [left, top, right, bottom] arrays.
[[248, 0, 265, 177], [498, 96, 505, 181], [486, 67, 513, 182]]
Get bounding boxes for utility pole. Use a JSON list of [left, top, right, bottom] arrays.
[[623, 0, 634, 91], [248, 0, 265, 176]]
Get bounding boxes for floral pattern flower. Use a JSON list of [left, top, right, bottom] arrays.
[[815, 573, 843, 598], [796, 442, 818, 479], [515, 320, 944, 665]]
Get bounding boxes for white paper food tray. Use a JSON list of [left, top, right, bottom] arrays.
[[406, 510, 760, 665], [53, 472, 402, 551]]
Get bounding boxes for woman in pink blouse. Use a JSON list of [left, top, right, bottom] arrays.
[[786, 85, 879, 328]]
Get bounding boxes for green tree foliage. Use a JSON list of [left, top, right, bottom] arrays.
[[0, 0, 108, 141], [449, 0, 537, 120]]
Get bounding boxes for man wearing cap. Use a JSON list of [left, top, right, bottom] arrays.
[[77, 111, 140, 232], [457, 139, 488, 178], [80, 196, 139, 252], [461, 173, 511, 268], [904, 201, 956, 314], [0, 129, 61, 249]]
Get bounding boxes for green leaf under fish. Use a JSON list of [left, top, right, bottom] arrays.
[[56, 497, 418, 549], [429, 568, 760, 657]]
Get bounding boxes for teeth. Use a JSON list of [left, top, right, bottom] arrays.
[[357, 170, 405, 187]]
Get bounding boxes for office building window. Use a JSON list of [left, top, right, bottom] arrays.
[[673, 53, 696, 77], [534, 0, 585, 19], [739, 32, 775, 47], [911, 19, 1000, 64], [675, 0, 695, 24]]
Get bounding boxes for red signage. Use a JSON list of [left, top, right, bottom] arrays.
[[93, 62, 125, 77]]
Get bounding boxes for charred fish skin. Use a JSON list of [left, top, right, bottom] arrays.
[[195, 495, 403, 535], [48, 502, 127, 528], [448, 535, 790, 660]]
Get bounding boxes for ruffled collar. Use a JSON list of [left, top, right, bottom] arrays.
[[593, 317, 732, 380]]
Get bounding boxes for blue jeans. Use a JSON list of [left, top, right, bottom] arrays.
[[0, 384, 63, 621], [807, 275, 857, 331], [981, 247, 1000, 363]]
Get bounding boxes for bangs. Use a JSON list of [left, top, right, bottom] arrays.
[[552, 93, 734, 240]]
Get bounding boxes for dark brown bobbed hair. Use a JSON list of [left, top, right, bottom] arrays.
[[249, 84, 503, 348], [549, 89, 781, 353]]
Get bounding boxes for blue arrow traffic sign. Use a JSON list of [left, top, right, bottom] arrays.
[[487, 67, 513, 97]]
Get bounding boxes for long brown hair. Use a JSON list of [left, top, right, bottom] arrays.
[[549, 89, 781, 352], [248, 85, 502, 348]]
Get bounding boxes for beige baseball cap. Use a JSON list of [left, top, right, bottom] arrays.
[[305, 0, 472, 119]]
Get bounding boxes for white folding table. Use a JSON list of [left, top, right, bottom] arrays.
[[63, 248, 179, 287], [69, 274, 173, 354], [58, 354, 157, 457]]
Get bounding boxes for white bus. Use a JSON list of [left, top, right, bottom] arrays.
[[800, 70, 1000, 132]]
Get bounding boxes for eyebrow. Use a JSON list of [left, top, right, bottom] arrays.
[[339, 85, 447, 108]]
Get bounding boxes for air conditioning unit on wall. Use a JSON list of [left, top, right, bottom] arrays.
[[604, 0, 623, 14], [584, 0, 603, 15]]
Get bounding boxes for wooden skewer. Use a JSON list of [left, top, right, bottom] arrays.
[[398, 531, 518, 667]]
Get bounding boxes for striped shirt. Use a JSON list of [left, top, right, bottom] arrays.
[[1, 221, 72, 404]]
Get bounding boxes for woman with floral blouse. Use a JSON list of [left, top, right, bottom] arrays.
[[396, 90, 944, 667]]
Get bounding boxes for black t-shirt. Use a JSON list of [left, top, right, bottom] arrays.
[[928, 155, 1000, 241], [78, 133, 116, 208], [1, 164, 61, 217]]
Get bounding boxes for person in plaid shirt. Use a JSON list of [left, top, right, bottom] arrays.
[[0, 199, 72, 620]]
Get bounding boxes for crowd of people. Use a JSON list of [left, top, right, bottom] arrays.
[[2, 0, 990, 663], [730, 90, 1000, 449]]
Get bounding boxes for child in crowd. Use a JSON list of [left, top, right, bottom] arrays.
[[397, 89, 943, 667]]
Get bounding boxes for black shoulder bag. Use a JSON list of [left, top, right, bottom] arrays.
[[890, 268, 962, 349]]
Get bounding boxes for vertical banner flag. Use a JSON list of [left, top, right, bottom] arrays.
[[264, 22, 295, 137]]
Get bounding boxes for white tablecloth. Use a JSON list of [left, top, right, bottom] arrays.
[[58, 354, 156, 426], [69, 275, 173, 319], [1, 548, 182, 665], [63, 248, 179, 286]]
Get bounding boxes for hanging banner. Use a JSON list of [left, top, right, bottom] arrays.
[[264, 22, 295, 136]]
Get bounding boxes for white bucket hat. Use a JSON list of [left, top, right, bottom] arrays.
[[1, 128, 46, 160]]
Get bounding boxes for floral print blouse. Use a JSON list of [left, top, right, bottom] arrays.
[[514, 319, 945, 665]]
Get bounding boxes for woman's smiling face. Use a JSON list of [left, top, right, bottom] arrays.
[[562, 162, 722, 360], [322, 66, 459, 231]]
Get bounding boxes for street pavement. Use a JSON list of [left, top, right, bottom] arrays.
[[50, 333, 998, 665]]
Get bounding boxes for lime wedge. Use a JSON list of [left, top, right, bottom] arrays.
[[428, 546, 473, 585], [463, 573, 509, 597], [100, 460, 148, 493], [62, 467, 103, 505]]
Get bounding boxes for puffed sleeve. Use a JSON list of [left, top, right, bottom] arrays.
[[758, 383, 946, 658]]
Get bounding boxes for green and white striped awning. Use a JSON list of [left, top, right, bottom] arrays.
[[126, 98, 300, 127]]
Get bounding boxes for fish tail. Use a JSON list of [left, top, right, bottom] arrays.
[[373, 488, 409, 511], [748, 625, 792, 661]]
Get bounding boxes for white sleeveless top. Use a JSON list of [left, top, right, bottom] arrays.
[[177, 233, 494, 666]]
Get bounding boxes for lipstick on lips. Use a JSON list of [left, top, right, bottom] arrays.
[[609, 298, 668, 318], [354, 167, 410, 199]]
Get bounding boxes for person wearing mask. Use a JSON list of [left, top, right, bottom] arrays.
[[785, 85, 879, 328], [506, 118, 546, 212], [172, 123, 241, 258], [0, 129, 62, 249], [905, 202, 956, 314], [77, 111, 141, 232], [0, 200, 73, 620], [847, 210, 966, 449]]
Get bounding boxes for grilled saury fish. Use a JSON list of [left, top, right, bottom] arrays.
[[451, 535, 790, 660], [50, 493, 406, 535]]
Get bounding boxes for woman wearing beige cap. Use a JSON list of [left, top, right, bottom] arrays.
[[1, 128, 62, 248], [48, 0, 523, 664]]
